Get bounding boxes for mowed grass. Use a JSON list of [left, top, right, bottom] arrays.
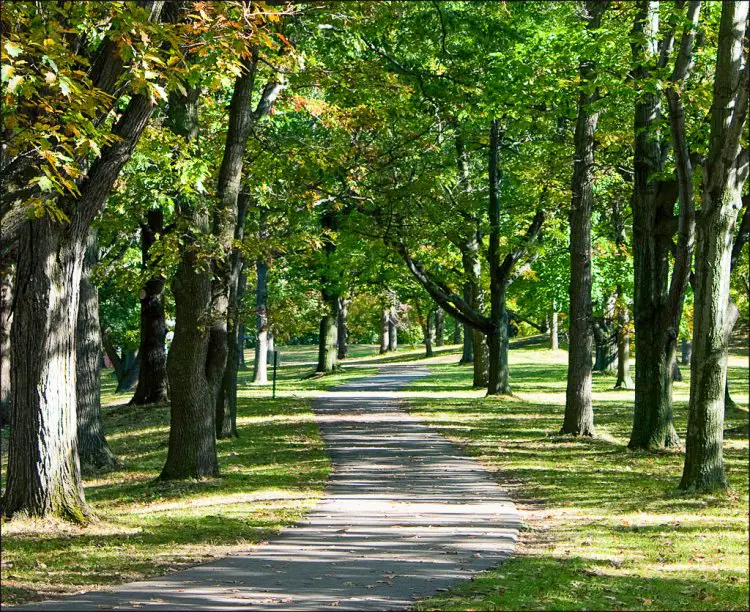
[[410, 346, 749, 611], [0, 346, 380, 607]]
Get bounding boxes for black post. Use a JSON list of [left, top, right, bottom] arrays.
[[272, 349, 279, 400]]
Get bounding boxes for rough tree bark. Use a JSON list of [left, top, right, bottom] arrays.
[[337, 297, 350, 360], [317, 207, 341, 374], [379, 307, 390, 354], [162, 84, 219, 480], [131, 208, 169, 405], [217, 192, 249, 439], [629, 0, 700, 449], [388, 307, 398, 351], [487, 121, 546, 396], [452, 317, 462, 345], [254, 259, 270, 383], [4, 89, 156, 519], [76, 231, 117, 472], [317, 294, 338, 373], [205, 49, 259, 406], [562, 0, 609, 436], [549, 309, 559, 351], [0, 263, 13, 428], [434, 308, 445, 347], [681, 1, 749, 491]]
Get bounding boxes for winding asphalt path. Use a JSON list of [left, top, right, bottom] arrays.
[[23, 365, 520, 610]]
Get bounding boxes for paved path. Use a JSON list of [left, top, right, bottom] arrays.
[[24, 365, 520, 610]]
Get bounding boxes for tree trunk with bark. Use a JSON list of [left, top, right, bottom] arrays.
[[423, 310, 434, 357], [161, 85, 219, 481], [562, 0, 608, 436], [434, 308, 445, 347], [131, 208, 168, 405], [388, 307, 398, 351], [549, 309, 559, 350], [629, 0, 700, 450], [76, 231, 117, 472], [379, 307, 389, 354], [681, 0, 749, 491], [337, 297, 349, 360], [452, 318, 462, 345], [116, 351, 139, 393], [593, 317, 617, 374], [317, 294, 338, 373], [217, 192, 248, 439], [4, 90, 156, 519], [0, 263, 13, 428], [681, 339, 691, 365], [4, 221, 90, 520], [205, 51, 259, 409], [238, 323, 247, 369]]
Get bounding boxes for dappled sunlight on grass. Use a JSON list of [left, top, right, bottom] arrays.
[[412, 345, 749, 611], [0, 363, 335, 607]]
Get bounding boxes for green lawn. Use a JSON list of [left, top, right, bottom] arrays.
[[1, 342, 747, 609], [0, 346, 380, 607], [409, 346, 749, 611]]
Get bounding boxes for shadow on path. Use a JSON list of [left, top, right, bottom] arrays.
[[23, 365, 520, 611]]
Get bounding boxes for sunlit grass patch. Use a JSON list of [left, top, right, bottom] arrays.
[[0, 366, 335, 607], [412, 345, 749, 611]]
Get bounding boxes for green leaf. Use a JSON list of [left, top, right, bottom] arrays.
[[4, 41, 22, 58]]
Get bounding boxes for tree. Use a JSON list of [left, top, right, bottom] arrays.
[[562, 0, 609, 437], [76, 231, 117, 472], [628, 0, 700, 450], [131, 209, 169, 405], [680, 0, 749, 491], [2, 1, 167, 519]]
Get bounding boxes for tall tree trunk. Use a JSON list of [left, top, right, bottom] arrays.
[[131, 208, 168, 405], [562, 0, 608, 436], [253, 259, 270, 384], [549, 309, 559, 350], [388, 307, 398, 351], [487, 288, 510, 395], [163, 230, 218, 479], [217, 192, 248, 439], [681, 0, 749, 492], [472, 332, 489, 388], [629, 0, 700, 450], [423, 310, 434, 358], [593, 318, 617, 374], [379, 307, 389, 354], [317, 294, 338, 373], [3, 92, 156, 519], [487, 120, 511, 396], [161, 86, 219, 481], [116, 351, 139, 393], [205, 50, 259, 408], [615, 309, 633, 389], [461, 320, 474, 364], [77, 230, 117, 472], [0, 263, 13, 428], [681, 339, 691, 365], [4, 221, 89, 520], [337, 297, 349, 360], [238, 323, 247, 369], [452, 317, 462, 345], [434, 308, 445, 347]]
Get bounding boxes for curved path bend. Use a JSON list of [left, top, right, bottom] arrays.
[[24, 365, 520, 611]]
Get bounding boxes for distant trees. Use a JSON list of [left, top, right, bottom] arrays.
[[1, 0, 746, 523]]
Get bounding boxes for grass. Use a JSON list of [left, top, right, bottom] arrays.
[[409, 346, 749, 611], [0, 344, 380, 607], [1, 341, 747, 609]]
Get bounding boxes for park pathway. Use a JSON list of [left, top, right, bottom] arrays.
[[24, 365, 520, 611]]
